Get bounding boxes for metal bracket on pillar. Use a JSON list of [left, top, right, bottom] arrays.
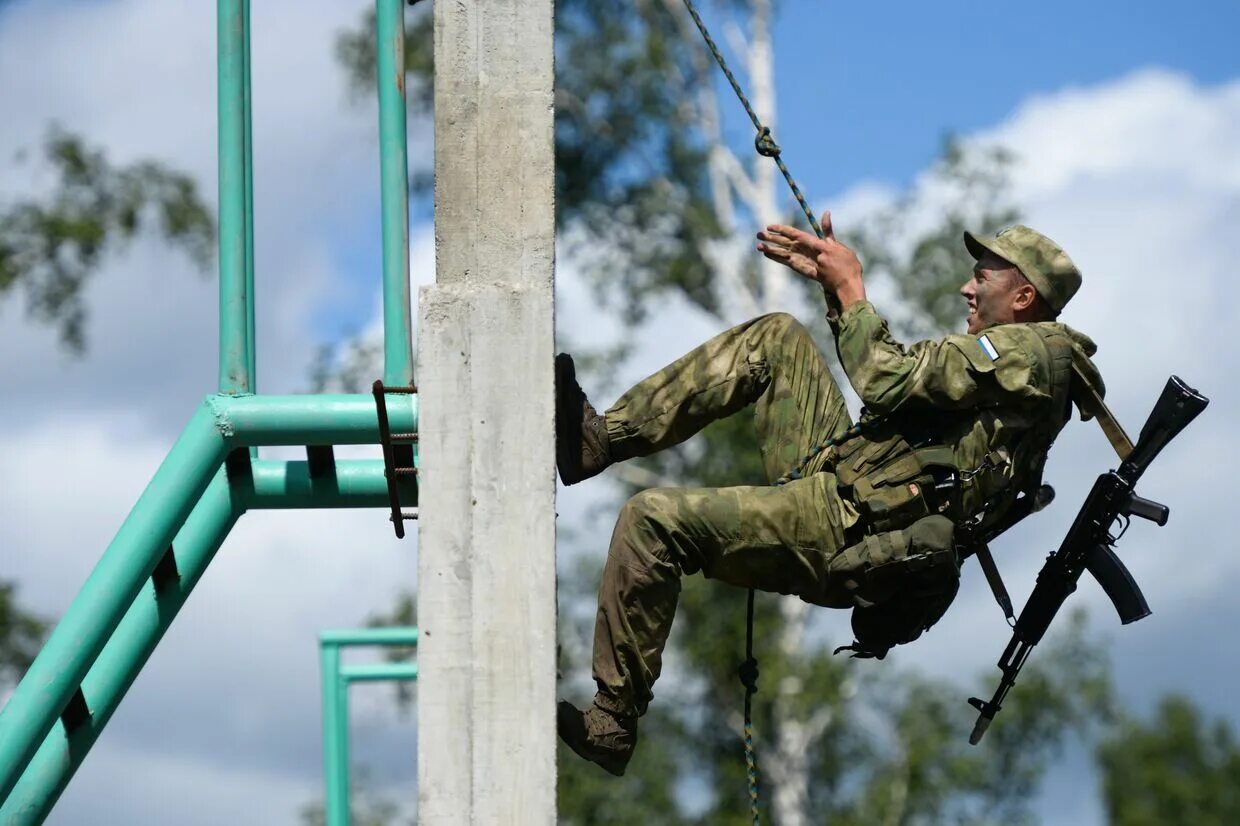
[[372, 380, 419, 537]]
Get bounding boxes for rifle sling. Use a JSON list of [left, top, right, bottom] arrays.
[[965, 353, 1129, 625], [973, 542, 1015, 624], [1070, 354, 1133, 461]]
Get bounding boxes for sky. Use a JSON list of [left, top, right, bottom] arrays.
[[1, 0, 1238, 824]]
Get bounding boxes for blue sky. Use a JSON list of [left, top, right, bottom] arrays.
[[2, 0, 1239, 824], [771, 0, 1240, 194]]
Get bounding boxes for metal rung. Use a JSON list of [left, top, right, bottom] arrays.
[[382, 384, 417, 395], [392, 467, 417, 477], [390, 510, 419, 522], [390, 432, 419, 442]]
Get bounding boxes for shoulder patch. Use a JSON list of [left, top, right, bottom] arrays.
[[977, 334, 1000, 361]]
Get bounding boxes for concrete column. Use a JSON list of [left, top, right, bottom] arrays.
[[418, 0, 556, 823]]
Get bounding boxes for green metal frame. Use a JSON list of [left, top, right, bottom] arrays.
[[0, 2, 416, 822], [319, 628, 419, 826]]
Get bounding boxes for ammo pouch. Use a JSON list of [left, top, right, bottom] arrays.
[[834, 434, 958, 533], [822, 515, 961, 658]]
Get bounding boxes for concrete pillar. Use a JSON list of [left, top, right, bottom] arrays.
[[417, 0, 556, 823]]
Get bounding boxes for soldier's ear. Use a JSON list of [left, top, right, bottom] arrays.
[[1012, 283, 1038, 312]]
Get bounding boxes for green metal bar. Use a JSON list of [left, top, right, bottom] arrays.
[[318, 627, 418, 824], [319, 627, 419, 647], [376, 0, 413, 387], [218, 0, 251, 394], [341, 663, 419, 683], [243, 459, 416, 510], [0, 402, 228, 803], [221, 394, 417, 446], [0, 459, 418, 822], [242, 0, 256, 396], [320, 644, 349, 826], [0, 469, 241, 823]]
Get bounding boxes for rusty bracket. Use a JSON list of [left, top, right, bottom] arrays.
[[372, 380, 419, 538]]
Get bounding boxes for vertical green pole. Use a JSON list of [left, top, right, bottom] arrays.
[[321, 643, 350, 826], [218, 0, 251, 395], [376, 0, 413, 388], [242, 0, 256, 394]]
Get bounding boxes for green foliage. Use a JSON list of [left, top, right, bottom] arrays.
[[0, 128, 215, 352], [1098, 695, 1240, 826], [335, 0, 729, 324], [0, 581, 48, 690]]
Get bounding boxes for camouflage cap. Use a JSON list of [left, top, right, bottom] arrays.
[[963, 225, 1082, 314]]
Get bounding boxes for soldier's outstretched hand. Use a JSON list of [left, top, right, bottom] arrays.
[[756, 211, 866, 309], [755, 222, 822, 281]]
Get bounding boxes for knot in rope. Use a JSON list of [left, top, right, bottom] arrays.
[[754, 127, 781, 158], [738, 656, 760, 693]]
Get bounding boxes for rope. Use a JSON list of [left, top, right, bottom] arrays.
[[736, 424, 862, 823], [738, 587, 761, 826], [680, 0, 823, 242], [677, 2, 856, 820]]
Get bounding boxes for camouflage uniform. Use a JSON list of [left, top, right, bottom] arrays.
[[587, 226, 1100, 719]]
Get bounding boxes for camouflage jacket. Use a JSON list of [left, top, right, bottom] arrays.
[[830, 300, 1103, 531]]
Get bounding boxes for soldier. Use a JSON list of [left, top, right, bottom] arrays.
[[556, 212, 1101, 776]]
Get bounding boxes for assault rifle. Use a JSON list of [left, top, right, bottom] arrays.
[[968, 375, 1209, 744]]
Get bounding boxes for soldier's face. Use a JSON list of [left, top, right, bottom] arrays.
[[961, 254, 1023, 334]]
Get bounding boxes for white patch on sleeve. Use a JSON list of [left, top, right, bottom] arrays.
[[978, 334, 1000, 361]]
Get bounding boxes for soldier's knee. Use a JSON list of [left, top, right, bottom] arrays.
[[754, 312, 811, 345], [617, 489, 672, 531]]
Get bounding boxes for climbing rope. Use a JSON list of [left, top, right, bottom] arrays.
[[738, 587, 761, 826], [680, 0, 824, 241], [678, 2, 856, 820], [732, 424, 863, 823]]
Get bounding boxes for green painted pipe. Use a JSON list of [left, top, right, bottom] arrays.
[[0, 469, 240, 824], [0, 394, 414, 808], [318, 625, 418, 824], [242, 0, 256, 395], [243, 459, 415, 510], [319, 627, 418, 647], [218, 0, 251, 394], [376, 0, 413, 388], [0, 459, 416, 822], [341, 663, 419, 683], [0, 402, 227, 803], [320, 645, 348, 826], [219, 393, 417, 446]]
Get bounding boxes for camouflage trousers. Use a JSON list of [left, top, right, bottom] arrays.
[[592, 312, 860, 717]]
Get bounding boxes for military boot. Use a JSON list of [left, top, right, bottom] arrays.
[[556, 699, 638, 777], [555, 353, 613, 485]]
